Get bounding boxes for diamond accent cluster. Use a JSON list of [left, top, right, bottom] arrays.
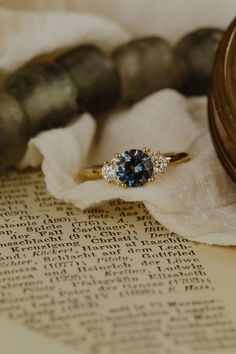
[[101, 148, 170, 187], [101, 161, 115, 182], [151, 152, 170, 175]]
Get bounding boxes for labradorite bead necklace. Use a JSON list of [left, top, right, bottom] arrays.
[[0, 27, 223, 170]]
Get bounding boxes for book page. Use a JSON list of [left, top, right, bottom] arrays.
[[0, 170, 236, 354], [0, 319, 80, 354]]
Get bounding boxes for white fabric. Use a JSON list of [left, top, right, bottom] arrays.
[[1, 3, 236, 245]]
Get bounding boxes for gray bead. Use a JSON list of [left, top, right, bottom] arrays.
[[175, 28, 223, 95], [4, 62, 78, 134], [57, 45, 120, 114], [0, 93, 29, 169], [113, 37, 178, 105]]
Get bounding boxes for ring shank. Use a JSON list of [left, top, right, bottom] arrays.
[[78, 152, 189, 181], [163, 152, 189, 164], [78, 166, 103, 181]]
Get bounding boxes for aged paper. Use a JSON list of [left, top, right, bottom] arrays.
[[0, 319, 80, 354], [0, 170, 236, 354]]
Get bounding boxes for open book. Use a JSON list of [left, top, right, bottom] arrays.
[[1, 169, 236, 354]]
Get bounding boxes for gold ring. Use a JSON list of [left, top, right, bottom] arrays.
[[78, 148, 190, 188]]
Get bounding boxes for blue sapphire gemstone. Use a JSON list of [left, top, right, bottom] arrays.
[[115, 149, 153, 187]]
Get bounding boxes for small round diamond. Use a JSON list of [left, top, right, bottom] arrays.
[[114, 149, 153, 187], [101, 162, 115, 182], [152, 154, 170, 174]]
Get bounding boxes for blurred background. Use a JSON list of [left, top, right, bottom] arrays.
[[1, 0, 236, 40]]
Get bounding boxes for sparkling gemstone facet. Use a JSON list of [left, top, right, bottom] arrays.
[[152, 154, 170, 174], [114, 149, 153, 187], [101, 162, 114, 182]]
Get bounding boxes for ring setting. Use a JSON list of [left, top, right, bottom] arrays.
[[102, 148, 170, 187], [79, 148, 189, 188]]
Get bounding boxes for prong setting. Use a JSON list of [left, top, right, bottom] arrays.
[[142, 147, 151, 154], [148, 177, 155, 182], [113, 152, 121, 159]]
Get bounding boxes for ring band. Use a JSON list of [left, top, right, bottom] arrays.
[[79, 148, 190, 188]]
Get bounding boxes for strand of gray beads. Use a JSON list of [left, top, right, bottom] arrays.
[[113, 36, 179, 105], [57, 45, 120, 114], [4, 62, 78, 135], [0, 93, 30, 170], [175, 28, 223, 95], [0, 28, 223, 171], [1, 45, 121, 169]]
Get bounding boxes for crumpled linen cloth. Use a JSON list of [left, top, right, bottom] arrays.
[[1, 2, 236, 245]]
